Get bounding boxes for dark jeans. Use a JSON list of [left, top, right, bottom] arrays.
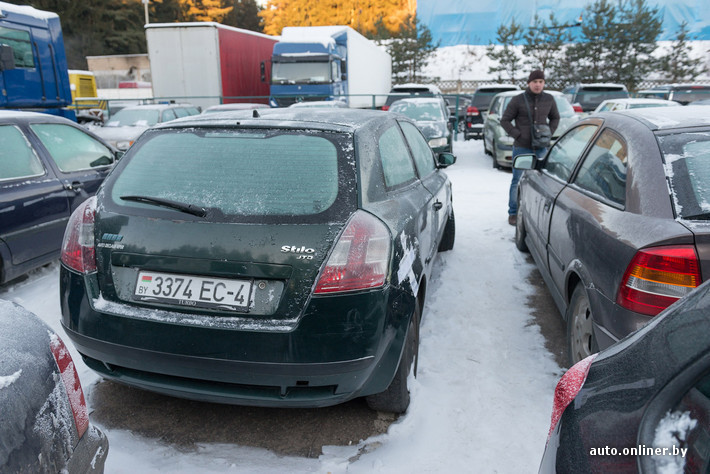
[[508, 146, 547, 216]]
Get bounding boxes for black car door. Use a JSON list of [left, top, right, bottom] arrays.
[[27, 122, 114, 213], [0, 124, 69, 266]]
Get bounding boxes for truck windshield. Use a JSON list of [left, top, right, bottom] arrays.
[[272, 62, 331, 84]]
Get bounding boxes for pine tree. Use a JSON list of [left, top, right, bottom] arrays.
[[220, 0, 264, 32], [660, 21, 707, 82], [486, 18, 524, 84], [523, 13, 572, 83], [387, 14, 438, 83], [564, 0, 616, 84]]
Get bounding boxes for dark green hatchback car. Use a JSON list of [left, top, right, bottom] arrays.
[[59, 108, 455, 413]]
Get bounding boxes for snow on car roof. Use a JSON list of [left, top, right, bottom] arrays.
[[615, 104, 710, 130]]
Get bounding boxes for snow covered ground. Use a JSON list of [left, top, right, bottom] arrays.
[[0, 137, 565, 473]]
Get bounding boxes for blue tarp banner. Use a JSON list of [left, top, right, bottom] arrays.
[[417, 0, 710, 46]]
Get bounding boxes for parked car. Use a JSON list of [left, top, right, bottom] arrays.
[[0, 110, 117, 285], [483, 90, 579, 169], [442, 93, 473, 131], [513, 105, 710, 365], [636, 83, 710, 105], [541, 279, 710, 472], [382, 83, 443, 110], [593, 97, 681, 113], [0, 299, 108, 472], [464, 84, 520, 140], [202, 103, 270, 114], [94, 103, 200, 151], [388, 97, 454, 153], [59, 108, 456, 414], [562, 83, 629, 112]]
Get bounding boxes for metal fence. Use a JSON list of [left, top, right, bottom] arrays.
[[435, 79, 710, 93]]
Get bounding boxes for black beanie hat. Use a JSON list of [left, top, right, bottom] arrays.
[[528, 69, 545, 82]]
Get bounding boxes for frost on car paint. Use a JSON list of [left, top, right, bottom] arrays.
[[0, 370, 22, 389], [652, 410, 697, 472]]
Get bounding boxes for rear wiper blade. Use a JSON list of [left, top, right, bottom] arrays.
[[682, 213, 710, 221], [120, 195, 207, 217]]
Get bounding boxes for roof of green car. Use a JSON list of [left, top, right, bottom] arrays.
[[155, 108, 397, 133]]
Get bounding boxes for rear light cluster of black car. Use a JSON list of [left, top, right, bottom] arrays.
[[61, 197, 97, 274], [617, 245, 701, 316], [465, 106, 479, 116], [548, 354, 597, 439]]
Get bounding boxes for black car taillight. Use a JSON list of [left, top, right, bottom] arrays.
[[466, 106, 479, 116], [548, 354, 596, 439], [617, 245, 701, 316], [61, 196, 97, 274], [50, 334, 89, 439], [314, 211, 391, 294]]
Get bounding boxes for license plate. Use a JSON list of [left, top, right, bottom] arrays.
[[134, 271, 252, 312]]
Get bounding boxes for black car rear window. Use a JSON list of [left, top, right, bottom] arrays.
[[472, 90, 515, 108], [658, 130, 710, 220], [106, 128, 356, 222]]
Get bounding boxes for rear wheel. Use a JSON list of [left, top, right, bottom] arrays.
[[566, 284, 598, 366], [492, 141, 501, 169], [438, 210, 455, 252], [366, 302, 420, 413]]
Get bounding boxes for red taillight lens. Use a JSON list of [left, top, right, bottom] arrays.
[[466, 106, 479, 116], [617, 245, 701, 316], [314, 211, 391, 294], [548, 354, 597, 439], [61, 197, 97, 273], [573, 104, 584, 113], [382, 105, 390, 111], [50, 334, 89, 439]]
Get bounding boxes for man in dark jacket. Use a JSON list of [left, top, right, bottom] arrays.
[[501, 69, 560, 225]]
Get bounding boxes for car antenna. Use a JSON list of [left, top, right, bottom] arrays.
[[253, 109, 260, 118]]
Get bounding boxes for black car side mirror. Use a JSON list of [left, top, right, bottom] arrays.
[[513, 154, 536, 170], [437, 152, 456, 168]]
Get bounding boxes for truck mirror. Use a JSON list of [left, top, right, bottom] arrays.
[[0, 44, 15, 71], [260, 61, 266, 82], [341, 73, 347, 81]]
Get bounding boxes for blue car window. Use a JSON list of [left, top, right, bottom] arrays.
[[30, 124, 114, 172], [0, 125, 44, 180], [400, 121, 435, 178], [379, 125, 416, 188], [544, 124, 599, 181], [573, 129, 627, 206]]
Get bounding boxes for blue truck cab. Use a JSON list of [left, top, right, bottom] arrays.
[[269, 29, 347, 108], [0, 3, 75, 120]]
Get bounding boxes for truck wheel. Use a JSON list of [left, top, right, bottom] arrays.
[[566, 284, 598, 366], [366, 302, 420, 414], [438, 210, 455, 252]]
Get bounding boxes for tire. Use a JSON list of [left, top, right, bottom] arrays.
[[514, 206, 528, 252], [438, 209, 455, 252], [492, 141, 501, 169], [366, 302, 420, 413], [566, 284, 598, 366]]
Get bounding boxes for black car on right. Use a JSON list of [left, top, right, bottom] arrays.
[[514, 105, 710, 366]]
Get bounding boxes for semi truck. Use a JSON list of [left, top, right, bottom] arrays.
[[0, 2, 75, 120], [146, 23, 278, 110], [269, 25, 391, 108]]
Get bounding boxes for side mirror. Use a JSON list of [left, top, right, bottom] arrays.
[[115, 150, 126, 161], [0, 44, 15, 71], [513, 153, 536, 170], [341, 73, 347, 81], [437, 152, 456, 168]]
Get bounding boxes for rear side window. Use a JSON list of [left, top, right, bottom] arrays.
[[0, 125, 44, 180], [658, 130, 710, 220], [109, 129, 351, 219], [400, 121, 435, 177], [574, 129, 627, 206], [161, 109, 177, 122], [544, 124, 599, 181], [0, 26, 34, 68], [30, 124, 114, 171], [379, 125, 416, 188]]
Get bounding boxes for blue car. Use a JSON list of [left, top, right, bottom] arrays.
[[0, 110, 117, 284]]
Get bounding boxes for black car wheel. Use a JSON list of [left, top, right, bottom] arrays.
[[514, 205, 528, 252], [366, 302, 420, 413], [438, 210, 455, 252], [566, 284, 598, 366]]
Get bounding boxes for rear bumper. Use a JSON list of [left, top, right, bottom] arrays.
[[60, 265, 415, 407], [68, 425, 109, 473], [464, 122, 483, 139]]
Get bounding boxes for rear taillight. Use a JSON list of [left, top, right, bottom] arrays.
[[50, 334, 89, 439], [617, 245, 701, 316], [314, 211, 391, 294], [61, 197, 97, 274], [573, 104, 584, 113], [466, 106, 479, 116], [382, 105, 390, 111], [548, 354, 597, 439]]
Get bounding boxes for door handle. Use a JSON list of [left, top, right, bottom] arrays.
[[64, 181, 83, 192], [433, 201, 443, 211], [543, 200, 551, 212]]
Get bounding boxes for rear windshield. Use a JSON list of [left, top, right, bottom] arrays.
[[658, 130, 710, 220], [670, 87, 710, 105], [472, 89, 517, 108], [576, 88, 629, 109], [105, 128, 356, 223]]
